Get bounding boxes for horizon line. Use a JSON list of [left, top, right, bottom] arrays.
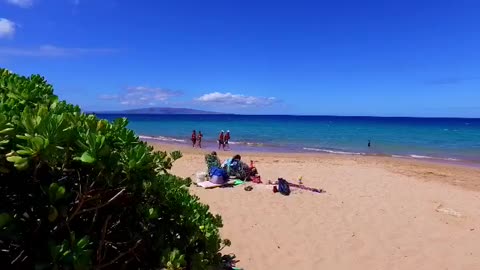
[[89, 112, 480, 120]]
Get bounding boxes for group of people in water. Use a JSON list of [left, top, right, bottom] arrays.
[[191, 130, 231, 150]]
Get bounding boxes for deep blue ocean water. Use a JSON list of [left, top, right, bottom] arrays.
[[97, 114, 480, 164]]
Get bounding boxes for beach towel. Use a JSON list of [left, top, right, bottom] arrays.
[[196, 180, 237, 189], [288, 183, 324, 193], [196, 181, 227, 189]]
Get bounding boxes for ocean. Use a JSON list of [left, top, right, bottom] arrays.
[[97, 114, 480, 165]]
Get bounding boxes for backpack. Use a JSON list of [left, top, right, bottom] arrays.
[[209, 167, 228, 182], [278, 178, 290, 196]]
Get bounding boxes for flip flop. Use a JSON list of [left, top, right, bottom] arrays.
[[244, 186, 253, 191]]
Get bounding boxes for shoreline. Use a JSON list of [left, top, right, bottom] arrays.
[[149, 141, 480, 192], [141, 136, 480, 170]]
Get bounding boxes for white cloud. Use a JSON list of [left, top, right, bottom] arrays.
[[195, 92, 278, 106], [0, 45, 117, 57], [100, 86, 182, 106], [0, 18, 16, 39], [6, 0, 33, 8]]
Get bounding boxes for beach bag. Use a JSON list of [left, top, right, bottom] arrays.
[[278, 178, 290, 196], [209, 167, 228, 184]]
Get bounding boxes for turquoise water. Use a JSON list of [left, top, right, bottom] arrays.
[[97, 114, 480, 164]]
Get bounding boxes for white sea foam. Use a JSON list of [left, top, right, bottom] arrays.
[[139, 135, 186, 143], [229, 141, 265, 146], [400, 154, 460, 161], [409, 154, 434, 159], [303, 147, 363, 155]]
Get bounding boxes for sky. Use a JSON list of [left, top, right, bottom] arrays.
[[0, 0, 479, 117]]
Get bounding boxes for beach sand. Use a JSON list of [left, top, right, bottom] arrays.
[[153, 143, 480, 270]]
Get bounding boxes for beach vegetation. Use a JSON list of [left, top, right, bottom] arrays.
[[0, 68, 230, 269]]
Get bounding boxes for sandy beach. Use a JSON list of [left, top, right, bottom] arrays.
[[153, 143, 480, 270]]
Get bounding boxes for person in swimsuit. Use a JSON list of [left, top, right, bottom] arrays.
[[197, 131, 203, 148], [191, 130, 197, 147], [224, 130, 231, 150], [218, 130, 224, 150]]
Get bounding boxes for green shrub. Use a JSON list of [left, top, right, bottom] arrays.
[[0, 69, 230, 269]]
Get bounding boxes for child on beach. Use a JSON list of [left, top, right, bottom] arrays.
[[197, 131, 203, 148], [191, 130, 197, 147]]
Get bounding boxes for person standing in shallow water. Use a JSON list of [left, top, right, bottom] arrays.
[[368, 140, 371, 147], [197, 131, 203, 148], [191, 130, 197, 148], [218, 130, 225, 150], [224, 130, 231, 150]]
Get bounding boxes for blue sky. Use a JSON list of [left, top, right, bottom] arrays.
[[1, 0, 479, 117]]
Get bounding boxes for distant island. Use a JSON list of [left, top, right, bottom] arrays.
[[92, 107, 226, 115]]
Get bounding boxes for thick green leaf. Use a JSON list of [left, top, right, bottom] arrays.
[[6, 155, 29, 169], [80, 151, 95, 163], [17, 149, 34, 155], [48, 206, 58, 222], [0, 127, 13, 134], [76, 237, 89, 249], [15, 160, 29, 170], [31, 136, 45, 150], [148, 208, 159, 219], [55, 186, 65, 201], [6, 155, 24, 163]]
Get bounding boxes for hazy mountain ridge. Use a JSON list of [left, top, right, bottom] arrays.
[[93, 107, 226, 115]]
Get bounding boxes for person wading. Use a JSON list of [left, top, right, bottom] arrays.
[[218, 130, 225, 150], [197, 131, 203, 148], [191, 130, 197, 147], [224, 130, 231, 150]]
